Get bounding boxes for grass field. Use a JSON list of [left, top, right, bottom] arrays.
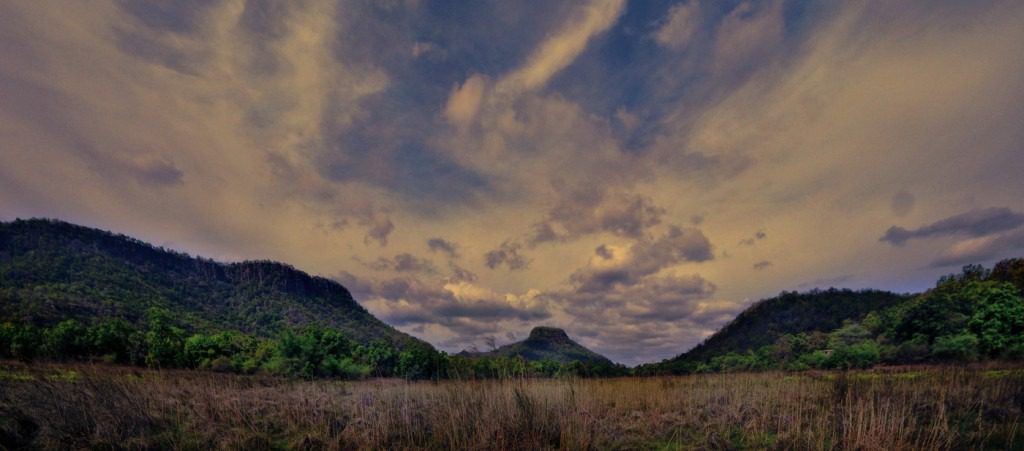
[[1, 362, 1022, 450]]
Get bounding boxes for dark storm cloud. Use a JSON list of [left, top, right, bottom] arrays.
[[880, 207, 1024, 246], [427, 237, 459, 258]]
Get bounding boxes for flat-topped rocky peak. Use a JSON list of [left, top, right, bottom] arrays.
[[526, 326, 571, 343]]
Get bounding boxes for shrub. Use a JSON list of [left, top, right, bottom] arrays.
[[931, 333, 979, 362]]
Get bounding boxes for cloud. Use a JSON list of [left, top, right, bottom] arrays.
[[362, 214, 395, 247], [654, 1, 701, 50], [444, 74, 486, 129], [496, 0, 626, 95], [124, 155, 185, 187], [527, 190, 666, 245], [881, 207, 1024, 246], [739, 229, 767, 246], [369, 253, 437, 273], [4, 0, 1024, 365], [548, 268, 741, 364], [569, 226, 714, 293], [427, 238, 459, 258], [890, 190, 915, 217], [118, 0, 218, 35], [484, 240, 530, 271], [337, 271, 550, 343], [410, 41, 444, 59], [712, 0, 785, 76], [446, 262, 478, 283], [753, 260, 772, 271], [930, 228, 1024, 268]]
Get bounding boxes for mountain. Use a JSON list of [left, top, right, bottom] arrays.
[[673, 288, 908, 364], [465, 327, 612, 364], [0, 218, 423, 348]]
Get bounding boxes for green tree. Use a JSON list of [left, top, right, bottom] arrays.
[[44, 319, 87, 359], [398, 344, 446, 380], [897, 284, 971, 343], [828, 341, 881, 369], [966, 281, 1024, 357], [9, 324, 43, 362], [145, 307, 186, 368], [828, 321, 872, 348], [365, 340, 398, 377], [931, 333, 979, 361], [87, 319, 142, 364]]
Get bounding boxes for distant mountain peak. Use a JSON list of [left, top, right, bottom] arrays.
[[462, 326, 611, 364], [526, 326, 570, 343]]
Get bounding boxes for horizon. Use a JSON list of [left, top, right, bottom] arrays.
[[0, 215, 993, 367], [2, 0, 1024, 365]]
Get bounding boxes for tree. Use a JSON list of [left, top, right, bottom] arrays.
[[87, 319, 142, 364], [398, 344, 446, 380], [365, 340, 398, 377], [966, 281, 1024, 357], [830, 341, 881, 369], [896, 284, 972, 343], [828, 322, 872, 348], [9, 324, 43, 362], [145, 307, 186, 368], [990, 258, 1024, 294], [931, 333, 979, 361], [43, 320, 87, 359]]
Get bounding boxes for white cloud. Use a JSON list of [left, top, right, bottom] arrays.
[[654, 1, 701, 50], [444, 74, 487, 129], [496, 0, 626, 95]]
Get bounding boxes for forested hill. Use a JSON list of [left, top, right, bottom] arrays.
[[678, 289, 909, 364], [463, 327, 613, 365], [0, 218, 422, 348], [640, 260, 1024, 374]]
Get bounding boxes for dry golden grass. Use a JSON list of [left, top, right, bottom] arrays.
[[1, 362, 1022, 450]]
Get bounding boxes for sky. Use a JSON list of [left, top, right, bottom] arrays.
[[2, 0, 1024, 365]]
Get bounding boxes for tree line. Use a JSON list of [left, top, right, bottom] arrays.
[[0, 307, 628, 380]]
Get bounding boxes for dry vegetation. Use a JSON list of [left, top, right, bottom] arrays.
[[1, 362, 1023, 450]]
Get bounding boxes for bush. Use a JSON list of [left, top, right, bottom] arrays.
[[799, 350, 831, 369], [829, 341, 881, 369], [887, 334, 930, 364], [931, 333, 979, 362]]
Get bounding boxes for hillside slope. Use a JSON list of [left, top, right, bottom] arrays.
[[464, 327, 612, 364], [0, 218, 423, 348], [676, 288, 908, 363]]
